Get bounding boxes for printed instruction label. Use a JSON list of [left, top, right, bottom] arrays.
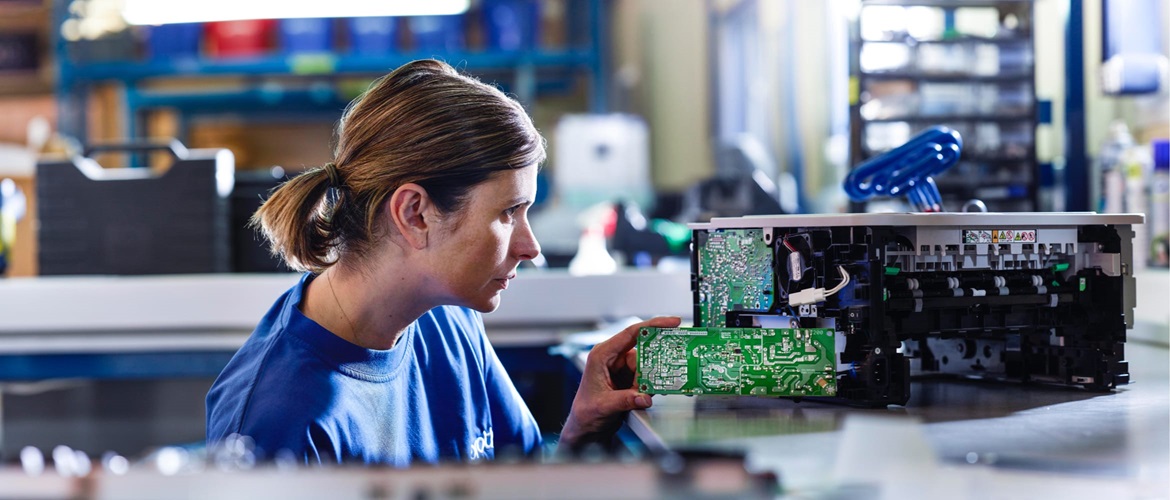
[[963, 229, 1036, 244]]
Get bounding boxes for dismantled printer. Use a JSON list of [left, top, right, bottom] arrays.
[[638, 212, 1142, 406]]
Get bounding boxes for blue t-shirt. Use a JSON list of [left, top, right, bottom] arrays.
[[206, 273, 542, 465]]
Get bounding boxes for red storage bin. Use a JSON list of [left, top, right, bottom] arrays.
[[205, 20, 276, 58]]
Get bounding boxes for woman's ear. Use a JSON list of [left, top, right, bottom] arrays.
[[387, 183, 432, 250]]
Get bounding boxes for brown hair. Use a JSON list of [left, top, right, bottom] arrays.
[[252, 59, 546, 272]]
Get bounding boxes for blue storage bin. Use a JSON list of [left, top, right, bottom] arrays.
[[279, 18, 334, 54], [347, 16, 398, 55], [409, 15, 465, 53], [145, 23, 202, 60], [482, 0, 540, 51]]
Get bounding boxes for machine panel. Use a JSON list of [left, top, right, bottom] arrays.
[[681, 212, 1142, 406]]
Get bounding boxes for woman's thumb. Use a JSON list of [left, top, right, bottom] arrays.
[[592, 388, 653, 416]]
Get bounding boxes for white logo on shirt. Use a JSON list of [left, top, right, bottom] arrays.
[[469, 428, 494, 460]]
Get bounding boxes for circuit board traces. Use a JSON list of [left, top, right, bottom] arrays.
[[698, 228, 774, 327], [637, 327, 836, 396]]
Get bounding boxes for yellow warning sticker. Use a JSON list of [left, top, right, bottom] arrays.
[[964, 229, 1035, 244]]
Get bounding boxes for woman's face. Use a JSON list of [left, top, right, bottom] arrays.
[[426, 165, 541, 312]]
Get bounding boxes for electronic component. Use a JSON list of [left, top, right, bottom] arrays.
[[637, 326, 836, 397], [696, 228, 774, 327], [689, 212, 1143, 406]]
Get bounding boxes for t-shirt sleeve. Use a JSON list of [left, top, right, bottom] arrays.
[[471, 311, 544, 457], [233, 377, 345, 465]]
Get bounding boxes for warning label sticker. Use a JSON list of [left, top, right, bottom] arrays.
[[963, 229, 1035, 243], [963, 230, 993, 243]]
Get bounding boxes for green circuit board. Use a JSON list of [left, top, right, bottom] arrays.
[[697, 228, 774, 327], [637, 327, 837, 397]]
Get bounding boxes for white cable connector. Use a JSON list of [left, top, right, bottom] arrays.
[[789, 287, 827, 306], [788, 266, 850, 306]]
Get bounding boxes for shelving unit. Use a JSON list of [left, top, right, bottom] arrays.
[[849, 0, 1038, 212], [51, 0, 608, 147]]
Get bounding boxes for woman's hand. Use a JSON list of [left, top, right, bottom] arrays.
[[558, 316, 682, 452]]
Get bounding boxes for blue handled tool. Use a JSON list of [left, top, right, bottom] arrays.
[[843, 126, 963, 212]]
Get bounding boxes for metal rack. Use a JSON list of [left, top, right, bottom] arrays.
[[848, 0, 1038, 212], [52, 0, 608, 146]]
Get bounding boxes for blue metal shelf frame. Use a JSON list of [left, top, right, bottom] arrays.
[[53, 0, 610, 146], [67, 51, 600, 82], [0, 352, 236, 380], [1064, 0, 1089, 212]]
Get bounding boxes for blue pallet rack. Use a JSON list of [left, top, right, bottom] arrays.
[[53, 0, 609, 145]]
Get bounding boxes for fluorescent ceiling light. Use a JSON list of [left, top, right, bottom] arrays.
[[122, 0, 470, 25]]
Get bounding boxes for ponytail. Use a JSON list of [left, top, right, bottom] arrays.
[[250, 165, 343, 273]]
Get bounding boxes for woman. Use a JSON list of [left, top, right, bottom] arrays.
[[205, 59, 678, 465]]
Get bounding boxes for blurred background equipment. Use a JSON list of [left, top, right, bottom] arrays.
[[1100, 0, 1169, 95], [553, 113, 652, 212], [229, 166, 289, 273], [35, 140, 234, 275], [849, 0, 1038, 213], [1152, 139, 1170, 267], [681, 134, 791, 220], [530, 114, 652, 268], [610, 201, 690, 268]]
